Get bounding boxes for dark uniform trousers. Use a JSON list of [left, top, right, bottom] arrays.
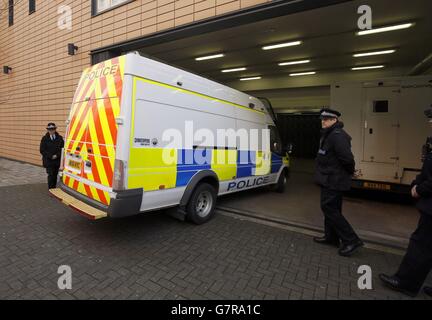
[[396, 211, 432, 292], [46, 166, 60, 189], [321, 187, 360, 245]]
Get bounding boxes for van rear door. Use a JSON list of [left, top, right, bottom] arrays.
[[62, 56, 125, 206]]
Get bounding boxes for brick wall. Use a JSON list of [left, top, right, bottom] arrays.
[[0, 0, 269, 165]]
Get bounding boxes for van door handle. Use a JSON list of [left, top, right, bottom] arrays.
[[369, 128, 373, 134]]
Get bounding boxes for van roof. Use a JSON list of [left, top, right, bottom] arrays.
[[123, 52, 268, 115]]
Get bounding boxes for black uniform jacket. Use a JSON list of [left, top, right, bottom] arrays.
[[40, 132, 64, 168], [412, 152, 432, 215], [315, 121, 355, 191]]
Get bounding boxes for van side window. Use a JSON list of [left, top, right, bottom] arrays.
[[269, 125, 283, 155]]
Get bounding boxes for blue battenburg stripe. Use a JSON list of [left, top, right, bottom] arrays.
[[237, 150, 256, 178], [271, 153, 283, 173], [176, 149, 212, 187], [175, 149, 284, 187]]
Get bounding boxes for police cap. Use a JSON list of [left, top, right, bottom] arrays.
[[46, 122, 57, 130], [319, 108, 341, 119]]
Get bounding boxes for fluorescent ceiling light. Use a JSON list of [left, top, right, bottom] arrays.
[[351, 65, 384, 70], [279, 60, 310, 66], [222, 67, 247, 73], [289, 71, 316, 77], [262, 41, 302, 50], [357, 23, 413, 36], [195, 54, 224, 61], [240, 77, 261, 81], [353, 50, 395, 57]]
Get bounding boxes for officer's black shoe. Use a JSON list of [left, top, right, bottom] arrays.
[[338, 239, 364, 257], [424, 286, 432, 297], [379, 274, 418, 297], [313, 236, 340, 247]]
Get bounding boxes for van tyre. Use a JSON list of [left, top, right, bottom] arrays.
[[273, 171, 287, 193], [186, 183, 217, 224]]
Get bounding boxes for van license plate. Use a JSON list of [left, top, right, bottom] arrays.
[[363, 182, 391, 191], [68, 160, 81, 170]]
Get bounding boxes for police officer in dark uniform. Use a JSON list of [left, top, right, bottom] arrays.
[[313, 108, 364, 257], [40, 123, 64, 189], [379, 107, 432, 298]]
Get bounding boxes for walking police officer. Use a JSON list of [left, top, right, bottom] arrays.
[[314, 108, 364, 257], [40, 123, 64, 189], [379, 107, 432, 298]]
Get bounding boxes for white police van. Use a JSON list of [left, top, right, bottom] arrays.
[[50, 52, 290, 224]]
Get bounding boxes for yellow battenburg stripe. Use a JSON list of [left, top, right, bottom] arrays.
[[255, 151, 271, 176], [128, 148, 177, 191], [211, 150, 237, 181]]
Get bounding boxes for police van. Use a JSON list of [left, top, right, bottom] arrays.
[[50, 52, 290, 224]]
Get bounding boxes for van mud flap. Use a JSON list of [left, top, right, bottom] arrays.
[[49, 188, 108, 220]]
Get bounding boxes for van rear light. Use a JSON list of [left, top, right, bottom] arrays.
[[59, 148, 65, 171], [113, 159, 126, 191]]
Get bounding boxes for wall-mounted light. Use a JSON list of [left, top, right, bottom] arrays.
[[68, 43, 78, 56], [3, 66, 12, 74]]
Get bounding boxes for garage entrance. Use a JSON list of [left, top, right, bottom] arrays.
[[277, 113, 321, 159], [91, 0, 432, 247]]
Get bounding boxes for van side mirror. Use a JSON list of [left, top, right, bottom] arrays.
[[284, 143, 293, 155]]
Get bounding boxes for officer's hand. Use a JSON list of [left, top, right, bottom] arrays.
[[52, 155, 57, 160], [411, 185, 420, 199]]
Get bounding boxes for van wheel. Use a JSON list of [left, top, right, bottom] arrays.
[[273, 171, 287, 193], [186, 183, 217, 225]]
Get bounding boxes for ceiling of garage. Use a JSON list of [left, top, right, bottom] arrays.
[[137, 0, 432, 92]]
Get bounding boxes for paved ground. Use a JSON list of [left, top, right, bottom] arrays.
[[218, 158, 418, 248], [1, 182, 431, 300], [0, 158, 46, 187]]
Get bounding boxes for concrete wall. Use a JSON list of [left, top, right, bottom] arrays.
[[0, 0, 270, 165]]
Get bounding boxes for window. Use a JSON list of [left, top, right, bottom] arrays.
[[373, 100, 389, 113], [29, 0, 36, 14], [269, 125, 283, 155], [8, 0, 13, 26], [92, 0, 131, 16]]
